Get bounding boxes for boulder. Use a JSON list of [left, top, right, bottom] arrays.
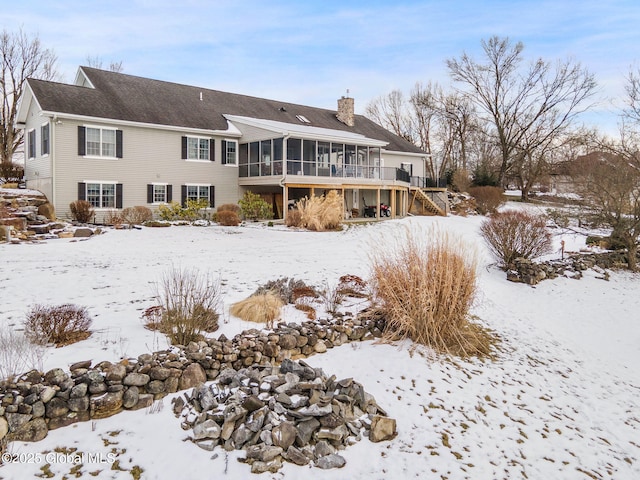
[[123, 386, 139, 409], [0, 417, 8, 440], [179, 363, 206, 390], [7, 417, 48, 442], [316, 453, 346, 469], [73, 228, 93, 237], [37, 202, 55, 220], [369, 415, 397, 442], [271, 421, 297, 450], [45, 397, 69, 418], [105, 363, 127, 382], [44, 368, 68, 386], [90, 391, 123, 419], [123, 372, 150, 387]]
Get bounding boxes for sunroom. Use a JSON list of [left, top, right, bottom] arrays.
[[226, 115, 414, 219]]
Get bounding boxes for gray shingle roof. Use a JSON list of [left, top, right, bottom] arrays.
[[28, 66, 425, 154]]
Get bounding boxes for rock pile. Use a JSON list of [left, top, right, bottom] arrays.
[[505, 251, 636, 285], [173, 358, 396, 473], [0, 317, 386, 445]]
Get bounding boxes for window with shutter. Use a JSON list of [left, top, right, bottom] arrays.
[[183, 136, 213, 161]]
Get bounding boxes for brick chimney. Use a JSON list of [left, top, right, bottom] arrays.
[[337, 95, 355, 127]]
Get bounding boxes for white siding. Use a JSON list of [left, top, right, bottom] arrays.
[[52, 119, 240, 221], [22, 102, 53, 200]]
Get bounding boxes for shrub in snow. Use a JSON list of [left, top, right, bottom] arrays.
[[121, 205, 153, 225], [370, 227, 491, 357], [480, 210, 553, 269], [154, 267, 221, 345], [69, 200, 95, 223], [468, 186, 505, 215], [238, 191, 273, 221], [216, 203, 241, 214], [103, 209, 124, 227], [216, 210, 240, 226], [157, 201, 183, 221], [24, 304, 93, 347]]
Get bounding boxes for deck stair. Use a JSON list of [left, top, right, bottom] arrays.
[[409, 187, 446, 216]]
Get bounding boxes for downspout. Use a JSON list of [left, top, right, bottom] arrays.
[[279, 134, 290, 221], [51, 115, 57, 209]]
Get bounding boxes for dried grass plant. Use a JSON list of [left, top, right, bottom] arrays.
[[229, 292, 284, 329], [0, 329, 47, 382], [370, 226, 494, 357], [296, 190, 343, 231]]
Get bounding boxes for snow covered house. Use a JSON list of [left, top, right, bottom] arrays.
[[16, 67, 445, 222]]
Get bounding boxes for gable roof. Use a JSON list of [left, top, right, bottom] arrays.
[[26, 67, 425, 154]]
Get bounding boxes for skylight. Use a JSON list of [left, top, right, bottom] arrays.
[[296, 114, 310, 124]]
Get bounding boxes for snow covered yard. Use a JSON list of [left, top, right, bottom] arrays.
[[0, 209, 639, 479]]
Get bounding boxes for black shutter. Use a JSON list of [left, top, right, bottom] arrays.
[[181, 185, 187, 207], [78, 127, 86, 156], [77, 182, 86, 200], [116, 184, 123, 209], [221, 140, 227, 164], [181, 136, 188, 159], [209, 186, 215, 208], [167, 185, 173, 203], [209, 139, 215, 161], [116, 130, 123, 158], [147, 184, 154, 204]]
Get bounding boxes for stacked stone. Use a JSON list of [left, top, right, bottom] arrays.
[[0, 316, 387, 445], [506, 250, 637, 285], [0, 190, 64, 242], [173, 358, 396, 473]]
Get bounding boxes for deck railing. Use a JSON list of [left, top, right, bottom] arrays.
[[410, 176, 448, 188], [240, 162, 412, 184]]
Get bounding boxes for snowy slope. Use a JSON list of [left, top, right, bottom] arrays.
[[0, 208, 638, 479]]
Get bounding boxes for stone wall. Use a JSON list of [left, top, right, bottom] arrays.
[[0, 189, 66, 242], [0, 316, 385, 445], [506, 251, 636, 285]]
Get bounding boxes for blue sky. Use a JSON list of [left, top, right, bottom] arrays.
[[3, 0, 639, 133]]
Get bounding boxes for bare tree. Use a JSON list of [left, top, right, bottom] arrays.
[[367, 82, 482, 181], [1, 29, 57, 165], [447, 36, 597, 193], [572, 148, 640, 270], [86, 55, 124, 73]]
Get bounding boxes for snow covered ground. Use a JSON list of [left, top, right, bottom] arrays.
[[0, 206, 638, 479]]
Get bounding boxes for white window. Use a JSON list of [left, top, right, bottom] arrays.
[[186, 185, 210, 202], [41, 124, 50, 156], [28, 129, 36, 159], [153, 184, 167, 203], [187, 137, 210, 161], [86, 127, 117, 157], [223, 140, 238, 165], [86, 182, 116, 208]]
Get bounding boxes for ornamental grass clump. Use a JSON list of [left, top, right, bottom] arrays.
[[370, 226, 493, 357], [296, 190, 343, 231], [229, 292, 284, 329]]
